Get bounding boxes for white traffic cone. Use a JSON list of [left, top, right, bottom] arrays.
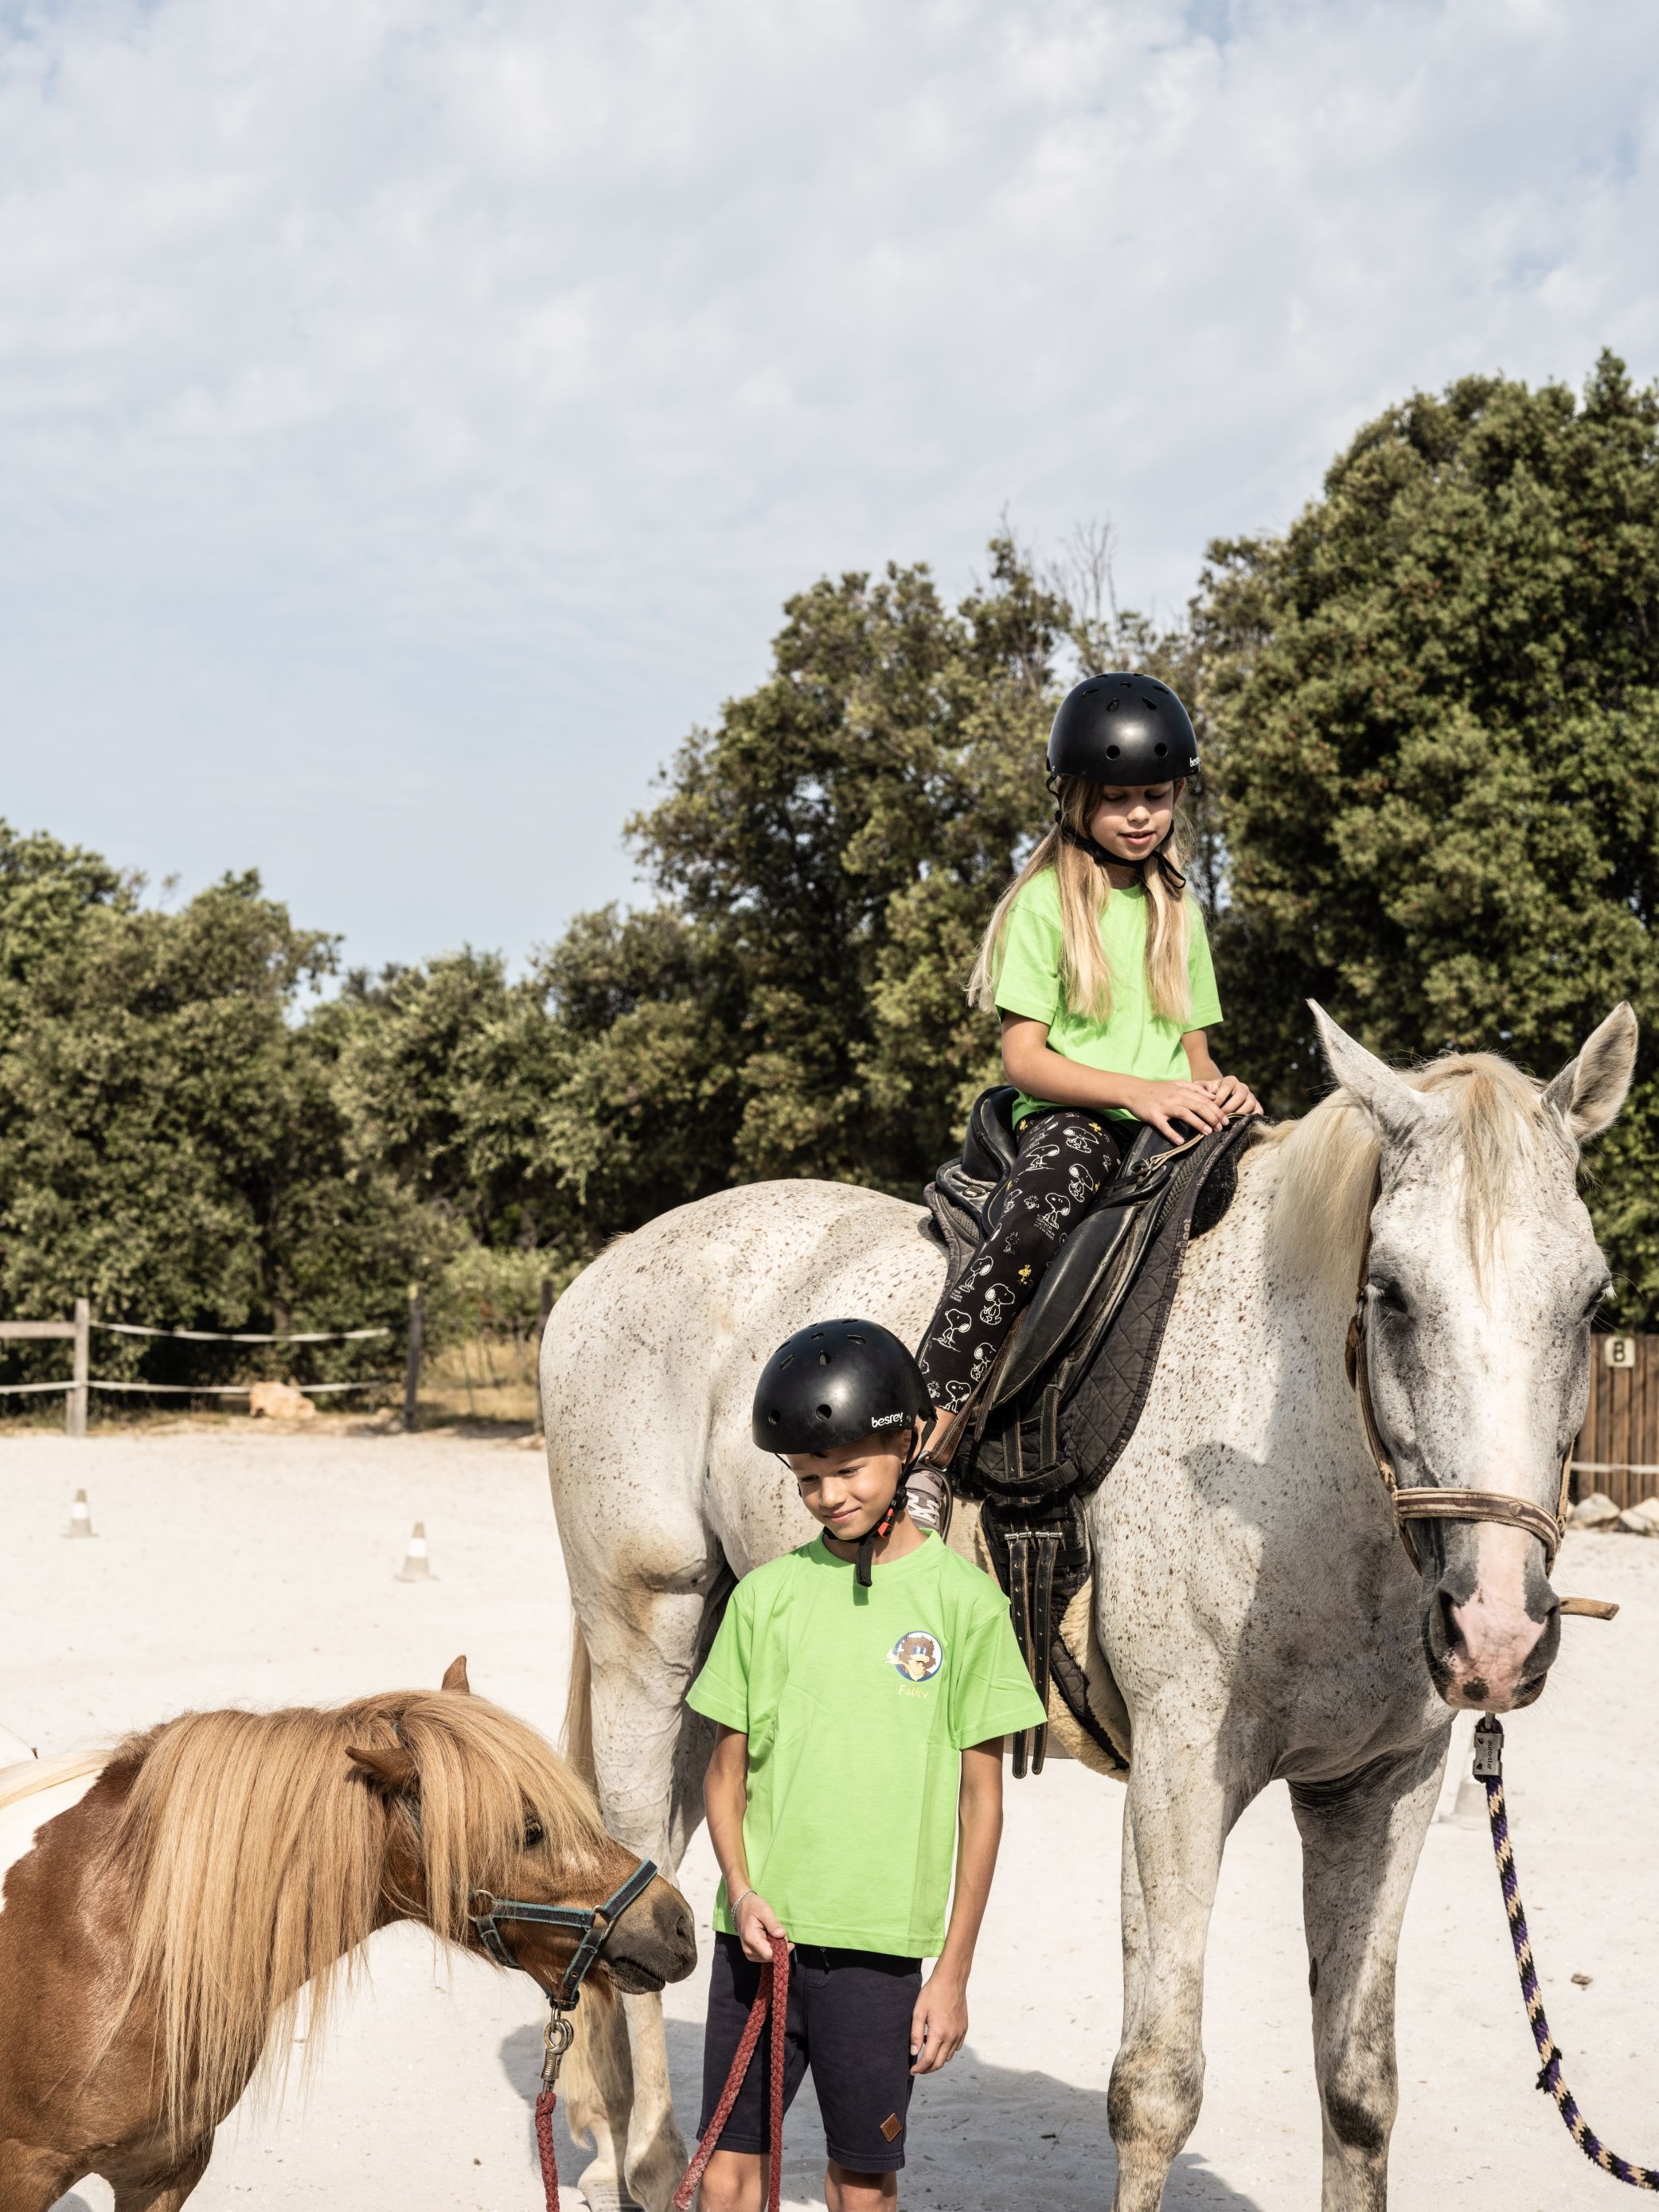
[[65, 1488, 96, 1539], [396, 1521, 434, 1581]]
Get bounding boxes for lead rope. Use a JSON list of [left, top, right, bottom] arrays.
[[673, 1933, 790, 2211], [533, 2009, 576, 2211], [1474, 1717, 1659, 2189]]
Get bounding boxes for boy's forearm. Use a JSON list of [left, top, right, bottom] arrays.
[[703, 1737, 753, 1901], [934, 1753, 1003, 1983]]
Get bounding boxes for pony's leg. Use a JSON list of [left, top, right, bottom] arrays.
[[1108, 1724, 1255, 2212], [110, 2152, 211, 2212], [576, 1588, 710, 2212], [0, 2143, 76, 2212], [1290, 1737, 1445, 2212]]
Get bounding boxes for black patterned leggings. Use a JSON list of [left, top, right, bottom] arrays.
[[917, 1108, 1123, 1413]]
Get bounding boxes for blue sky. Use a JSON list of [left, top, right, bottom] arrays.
[[3, 0, 1656, 975]]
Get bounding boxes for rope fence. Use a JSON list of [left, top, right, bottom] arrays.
[[0, 1303, 406, 1436]]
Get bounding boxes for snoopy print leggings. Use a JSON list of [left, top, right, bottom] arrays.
[[917, 1108, 1123, 1414]]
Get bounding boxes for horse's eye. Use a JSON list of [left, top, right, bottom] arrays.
[[1369, 1279, 1409, 1319], [1585, 1284, 1614, 1327], [524, 1820, 545, 1849]]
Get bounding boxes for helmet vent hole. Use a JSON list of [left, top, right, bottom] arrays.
[[767, 1410, 780, 1426], [1154, 741, 1167, 756], [1106, 744, 1120, 759], [816, 1402, 833, 1421], [818, 1351, 830, 1366]]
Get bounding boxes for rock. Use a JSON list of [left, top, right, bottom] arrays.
[[248, 1380, 317, 1421], [1571, 1491, 1622, 1529], [1630, 1494, 1659, 1525], [1616, 1507, 1659, 1536]]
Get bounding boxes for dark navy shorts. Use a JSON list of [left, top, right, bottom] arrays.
[[698, 1933, 923, 2174]]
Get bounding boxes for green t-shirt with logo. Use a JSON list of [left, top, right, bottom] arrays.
[[994, 867, 1223, 1124], [685, 1533, 1045, 1956]]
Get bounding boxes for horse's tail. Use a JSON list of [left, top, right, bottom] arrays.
[[562, 1616, 595, 1786]]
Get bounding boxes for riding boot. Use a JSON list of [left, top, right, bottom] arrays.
[[905, 1455, 954, 1538]]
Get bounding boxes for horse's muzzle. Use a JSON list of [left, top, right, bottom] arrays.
[[1421, 1522, 1560, 1712], [603, 1875, 698, 1994]]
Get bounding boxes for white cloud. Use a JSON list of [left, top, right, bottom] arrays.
[[2, 0, 1655, 967]]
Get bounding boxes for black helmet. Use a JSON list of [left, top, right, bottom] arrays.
[[1047, 674, 1199, 787], [752, 1319, 928, 1455], [753, 1319, 929, 1585]]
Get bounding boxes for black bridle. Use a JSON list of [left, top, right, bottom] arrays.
[[469, 1857, 661, 2081]]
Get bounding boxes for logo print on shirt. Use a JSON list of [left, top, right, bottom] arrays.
[[888, 1630, 943, 1683]]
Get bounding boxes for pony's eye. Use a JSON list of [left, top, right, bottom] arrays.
[[524, 1820, 545, 1849]]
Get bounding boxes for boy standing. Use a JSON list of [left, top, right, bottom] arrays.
[[686, 1319, 1045, 2211]]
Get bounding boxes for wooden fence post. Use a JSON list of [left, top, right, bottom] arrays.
[[67, 1298, 89, 1439], [403, 1285, 423, 1433], [534, 1276, 556, 1436]]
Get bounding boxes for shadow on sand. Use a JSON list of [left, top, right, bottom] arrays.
[[502, 2015, 1265, 2211]]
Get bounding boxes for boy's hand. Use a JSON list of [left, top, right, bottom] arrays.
[[909, 1967, 968, 2074], [732, 1890, 788, 1963]]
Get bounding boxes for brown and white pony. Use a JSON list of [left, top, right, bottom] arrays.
[[0, 1657, 697, 2212]]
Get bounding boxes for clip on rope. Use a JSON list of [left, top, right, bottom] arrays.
[[673, 1932, 790, 2212], [1474, 1715, 1659, 2190]]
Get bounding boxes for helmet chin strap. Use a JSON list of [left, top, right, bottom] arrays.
[[853, 1425, 922, 1588], [1055, 819, 1186, 894]]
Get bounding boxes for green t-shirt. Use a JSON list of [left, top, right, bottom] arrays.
[[685, 1533, 1046, 1956], [993, 867, 1223, 1123]]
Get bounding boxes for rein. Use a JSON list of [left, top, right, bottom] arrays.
[[466, 1857, 660, 2212], [1344, 1171, 1614, 1616]]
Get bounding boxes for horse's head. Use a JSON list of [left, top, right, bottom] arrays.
[[1311, 1003, 1638, 1713], [347, 1656, 696, 1998]]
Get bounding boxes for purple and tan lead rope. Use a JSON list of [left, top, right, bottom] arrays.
[[1474, 1716, 1659, 2189]]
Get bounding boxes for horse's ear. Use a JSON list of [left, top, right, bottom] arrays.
[[1543, 1002, 1638, 1146], [441, 1655, 471, 1694], [1307, 1002, 1426, 1146], [347, 1743, 419, 1793]]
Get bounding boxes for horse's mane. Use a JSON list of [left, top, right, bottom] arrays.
[[1262, 1049, 1567, 1302], [103, 1686, 608, 2142], [0, 1749, 109, 1813]]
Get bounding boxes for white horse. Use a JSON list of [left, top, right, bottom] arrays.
[[544, 1003, 1636, 2211]]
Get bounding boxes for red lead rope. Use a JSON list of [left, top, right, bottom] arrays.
[[673, 1933, 790, 2212], [533, 1936, 788, 2212]]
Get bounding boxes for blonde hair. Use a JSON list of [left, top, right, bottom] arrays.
[[968, 776, 1196, 1024], [99, 1687, 609, 2144]]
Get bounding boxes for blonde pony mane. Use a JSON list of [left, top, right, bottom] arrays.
[[103, 1686, 609, 2143], [1263, 1048, 1568, 1299], [0, 1748, 110, 1813]]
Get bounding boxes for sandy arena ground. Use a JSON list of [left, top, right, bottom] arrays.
[[3, 1426, 1655, 2211]]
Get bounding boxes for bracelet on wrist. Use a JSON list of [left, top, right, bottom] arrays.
[[729, 1886, 756, 1917]]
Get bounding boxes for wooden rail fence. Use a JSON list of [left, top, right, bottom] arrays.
[[1573, 1333, 1659, 1512]]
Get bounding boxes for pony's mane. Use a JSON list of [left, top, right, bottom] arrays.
[[0, 1748, 109, 1813], [1262, 1049, 1568, 1300], [103, 1686, 608, 2143]]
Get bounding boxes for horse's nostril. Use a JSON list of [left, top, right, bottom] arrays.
[[1433, 1586, 1464, 1661]]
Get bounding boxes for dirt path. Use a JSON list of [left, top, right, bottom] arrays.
[[4, 1427, 1654, 2209]]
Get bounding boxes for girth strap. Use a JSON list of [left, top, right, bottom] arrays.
[[1003, 1530, 1060, 1778]]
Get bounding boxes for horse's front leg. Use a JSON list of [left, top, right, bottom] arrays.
[[1289, 1733, 1446, 2212], [1109, 1718, 1259, 2212], [576, 1585, 712, 2212]]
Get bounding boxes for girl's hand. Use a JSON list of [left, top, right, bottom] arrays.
[[910, 1967, 968, 2074], [1118, 1077, 1227, 1141], [732, 1890, 789, 1963], [1201, 1073, 1264, 1120]]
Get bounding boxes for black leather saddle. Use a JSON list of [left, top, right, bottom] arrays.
[[921, 1088, 1256, 1776]]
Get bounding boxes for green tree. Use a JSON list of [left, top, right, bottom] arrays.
[[1195, 351, 1659, 1311], [0, 854, 447, 1386]]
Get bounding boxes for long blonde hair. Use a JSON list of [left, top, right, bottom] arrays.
[[968, 776, 1196, 1023]]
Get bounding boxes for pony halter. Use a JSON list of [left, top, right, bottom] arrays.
[[469, 1856, 660, 2012]]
